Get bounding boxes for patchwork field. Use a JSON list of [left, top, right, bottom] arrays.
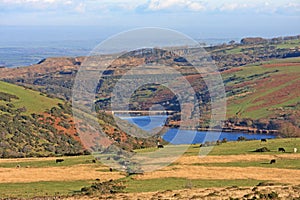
[[0, 138, 299, 199], [224, 57, 300, 119]]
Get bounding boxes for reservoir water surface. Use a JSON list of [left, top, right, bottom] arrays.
[[119, 115, 276, 144]]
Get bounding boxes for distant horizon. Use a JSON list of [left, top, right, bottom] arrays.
[[0, 24, 299, 68], [0, 25, 299, 46]]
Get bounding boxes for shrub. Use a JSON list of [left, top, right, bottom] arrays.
[[237, 136, 246, 141], [80, 180, 125, 195], [58, 120, 71, 129], [254, 147, 270, 152]]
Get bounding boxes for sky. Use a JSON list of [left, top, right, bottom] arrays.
[[0, 0, 300, 39]]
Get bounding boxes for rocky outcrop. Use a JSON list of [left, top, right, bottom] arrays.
[[241, 37, 268, 45]]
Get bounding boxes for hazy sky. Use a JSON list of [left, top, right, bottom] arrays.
[[0, 0, 299, 38]]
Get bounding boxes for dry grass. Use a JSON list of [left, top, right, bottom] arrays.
[[0, 157, 59, 163], [0, 165, 124, 183], [135, 165, 300, 185], [176, 154, 300, 164], [1, 154, 299, 185], [65, 185, 300, 200], [0, 150, 299, 198]]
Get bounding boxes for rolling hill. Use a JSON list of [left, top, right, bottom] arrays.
[[0, 81, 159, 158], [223, 58, 300, 136], [225, 58, 300, 119], [0, 81, 84, 158]]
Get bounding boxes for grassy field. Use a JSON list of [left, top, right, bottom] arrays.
[[275, 39, 300, 49], [123, 177, 262, 193], [136, 138, 300, 156], [0, 81, 62, 114], [191, 159, 300, 169], [0, 155, 95, 168], [0, 180, 91, 198], [223, 57, 300, 119], [195, 138, 299, 155], [224, 39, 300, 55], [0, 138, 299, 198]]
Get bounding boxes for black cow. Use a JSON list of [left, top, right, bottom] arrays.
[[278, 148, 286, 152], [55, 159, 64, 163], [157, 144, 164, 148], [109, 168, 113, 172], [270, 159, 276, 164], [261, 139, 267, 142], [92, 159, 96, 163]]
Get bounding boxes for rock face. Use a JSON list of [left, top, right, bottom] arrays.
[[241, 37, 268, 45]]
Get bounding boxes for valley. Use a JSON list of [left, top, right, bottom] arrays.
[[0, 35, 299, 199]]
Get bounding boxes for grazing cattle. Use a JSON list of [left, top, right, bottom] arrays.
[[294, 148, 297, 153], [270, 159, 276, 164], [109, 168, 113, 172], [92, 159, 96, 163], [16, 164, 21, 168], [278, 148, 286, 152], [261, 139, 267, 142], [157, 144, 164, 148], [55, 159, 64, 163], [95, 178, 100, 181]]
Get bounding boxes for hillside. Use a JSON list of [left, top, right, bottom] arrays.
[[0, 81, 160, 158], [1, 35, 299, 100], [0, 35, 299, 136], [0, 81, 63, 114], [0, 81, 84, 158], [225, 58, 300, 119], [223, 57, 300, 136]]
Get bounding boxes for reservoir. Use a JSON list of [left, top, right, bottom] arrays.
[[118, 115, 276, 144]]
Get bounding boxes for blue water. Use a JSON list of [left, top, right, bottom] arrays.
[[118, 115, 276, 144], [117, 115, 168, 132]]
